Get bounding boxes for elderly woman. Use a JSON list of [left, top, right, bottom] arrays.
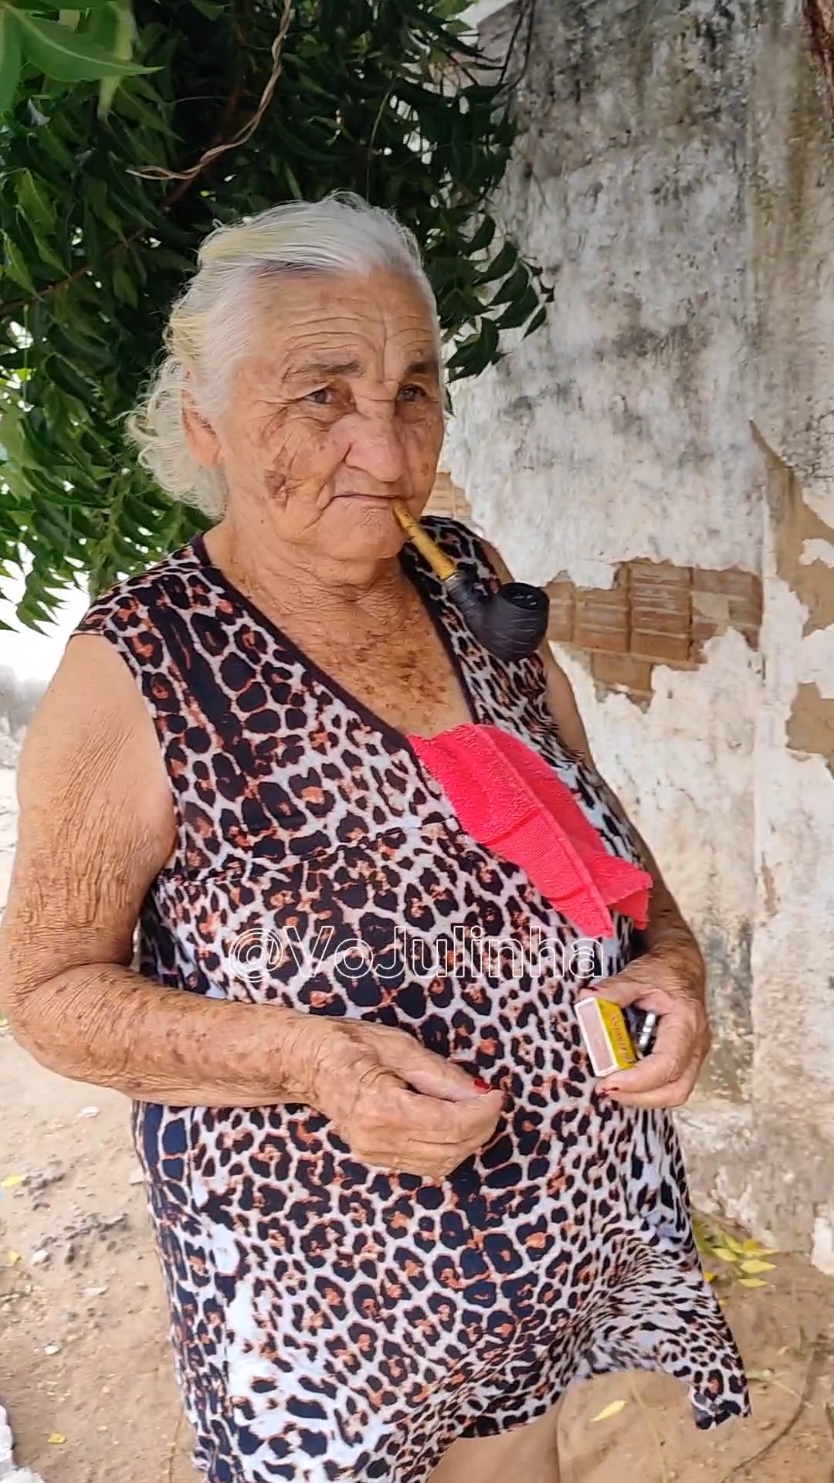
[[0, 194, 747, 1483]]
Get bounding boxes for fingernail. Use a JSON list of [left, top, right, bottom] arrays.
[[473, 1078, 491, 1093]]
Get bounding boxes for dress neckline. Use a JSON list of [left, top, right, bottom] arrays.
[[188, 530, 480, 759]]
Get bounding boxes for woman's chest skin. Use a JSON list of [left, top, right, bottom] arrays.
[[283, 613, 474, 738]]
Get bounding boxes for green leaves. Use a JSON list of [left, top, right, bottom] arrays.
[[14, 8, 148, 81], [0, 10, 23, 111], [87, 0, 138, 117], [0, 2, 146, 113], [17, 169, 52, 231], [2, 229, 37, 292], [0, 0, 550, 623]]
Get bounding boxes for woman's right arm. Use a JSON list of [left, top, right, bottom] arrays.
[[0, 633, 320, 1107], [0, 635, 501, 1174]]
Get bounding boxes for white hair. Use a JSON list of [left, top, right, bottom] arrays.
[[126, 192, 442, 518]]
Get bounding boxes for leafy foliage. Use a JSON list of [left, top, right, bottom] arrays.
[[693, 1214, 779, 1293], [0, 0, 549, 624], [0, 2, 147, 116]]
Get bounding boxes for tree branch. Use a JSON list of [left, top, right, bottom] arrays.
[[0, 19, 254, 321], [133, 0, 292, 183], [0, 78, 244, 321]]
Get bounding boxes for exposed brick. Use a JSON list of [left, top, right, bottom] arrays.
[[728, 591, 763, 622], [545, 579, 576, 643], [629, 564, 691, 619], [629, 560, 691, 594], [635, 630, 693, 663], [733, 622, 763, 650], [591, 653, 654, 695], [728, 590, 763, 646], [628, 560, 691, 661], [692, 567, 760, 599], [691, 613, 722, 652], [539, 558, 761, 674], [426, 470, 473, 522], [574, 584, 629, 653], [691, 575, 763, 654]]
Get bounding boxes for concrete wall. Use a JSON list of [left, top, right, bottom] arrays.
[[443, 0, 834, 1254]]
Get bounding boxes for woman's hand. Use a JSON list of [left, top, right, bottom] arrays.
[[577, 945, 711, 1109], [301, 1018, 505, 1179]]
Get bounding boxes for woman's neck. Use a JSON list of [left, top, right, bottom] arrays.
[[204, 513, 413, 640]]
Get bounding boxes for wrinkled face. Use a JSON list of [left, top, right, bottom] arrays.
[[185, 267, 445, 566]]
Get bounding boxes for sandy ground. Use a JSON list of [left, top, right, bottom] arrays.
[[1, 759, 834, 1483]]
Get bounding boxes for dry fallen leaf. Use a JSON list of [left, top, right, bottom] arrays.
[[48, 1433, 67, 1445], [738, 1277, 767, 1289], [0, 1174, 25, 1190], [591, 1399, 628, 1423], [740, 1259, 776, 1275], [7, 1249, 22, 1265]]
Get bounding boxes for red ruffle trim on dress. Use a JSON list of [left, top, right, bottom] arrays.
[[408, 724, 652, 939]]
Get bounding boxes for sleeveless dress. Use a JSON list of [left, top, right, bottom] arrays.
[[75, 517, 749, 1483]]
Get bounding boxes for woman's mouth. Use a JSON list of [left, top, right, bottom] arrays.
[[332, 494, 403, 514]]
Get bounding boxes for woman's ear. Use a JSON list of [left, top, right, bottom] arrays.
[[182, 382, 222, 469]]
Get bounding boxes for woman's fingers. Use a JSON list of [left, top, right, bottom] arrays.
[[599, 1065, 699, 1110], [577, 970, 666, 1014], [597, 1006, 705, 1107], [388, 1034, 494, 1103], [580, 955, 710, 1109], [598, 1016, 693, 1096], [396, 1085, 504, 1143], [312, 1020, 505, 1176], [347, 1078, 502, 1161], [362, 1140, 483, 1179], [348, 1076, 501, 1143]]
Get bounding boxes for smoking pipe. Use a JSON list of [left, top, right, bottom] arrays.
[[392, 500, 550, 662]]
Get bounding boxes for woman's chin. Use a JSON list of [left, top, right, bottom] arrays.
[[328, 497, 410, 562]]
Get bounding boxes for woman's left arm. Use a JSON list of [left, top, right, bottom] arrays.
[[482, 541, 711, 1108]]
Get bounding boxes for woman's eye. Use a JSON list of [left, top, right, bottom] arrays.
[[398, 384, 426, 403], [305, 387, 335, 406]]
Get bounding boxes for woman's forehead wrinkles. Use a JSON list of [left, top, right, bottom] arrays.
[[242, 316, 438, 394], [245, 276, 437, 372], [257, 310, 431, 355]]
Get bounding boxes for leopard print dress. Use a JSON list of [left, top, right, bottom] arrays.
[[76, 517, 749, 1483]]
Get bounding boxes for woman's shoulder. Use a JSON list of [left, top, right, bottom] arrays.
[[76, 539, 203, 637], [419, 512, 497, 578]]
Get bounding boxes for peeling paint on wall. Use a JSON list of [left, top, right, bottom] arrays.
[[545, 560, 762, 702], [787, 683, 834, 773], [756, 425, 834, 637], [755, 426, 834, 770]]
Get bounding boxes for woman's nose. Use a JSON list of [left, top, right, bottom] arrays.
[[344, 411, 407, 484]]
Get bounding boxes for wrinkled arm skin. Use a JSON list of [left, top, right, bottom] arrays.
[[0, 634, 503, 1169], [0, 634, 319, 1107]]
